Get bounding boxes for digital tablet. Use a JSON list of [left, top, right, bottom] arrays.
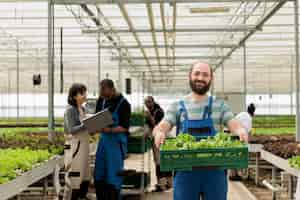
[[82, 109, 113, 133]]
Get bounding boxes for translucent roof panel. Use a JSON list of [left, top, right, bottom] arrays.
[[0, 0, 298, 94]]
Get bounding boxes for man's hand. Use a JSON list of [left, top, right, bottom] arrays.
[[154, 130, 166, 149], [101, 127, 112, 132], [237, 129, 248, 142], [152, 120, 172, 148], [227, 119, 249, 143]]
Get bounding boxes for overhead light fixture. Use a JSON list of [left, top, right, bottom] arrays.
[[190, 7, 230, 14]]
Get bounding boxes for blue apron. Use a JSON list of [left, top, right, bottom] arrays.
[[174, 96, 227, 200], [94, 97, 128, 190]]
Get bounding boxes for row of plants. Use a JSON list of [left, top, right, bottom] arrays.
[[0, 129, 99, 185], [253, 115, 295, 127], [0, 148, 55, 184], [0, 112, 145, 127], [0, 118, 64, 125], [252, 127, 295, 136], [0, 128, 64, 155], [0, 128, 64, 185]]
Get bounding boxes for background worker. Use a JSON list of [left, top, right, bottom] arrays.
[[236, 103, 256, 135], [230, 103, 256, 181], [153, 61, 248, 200], [144, 96, 172, 191]]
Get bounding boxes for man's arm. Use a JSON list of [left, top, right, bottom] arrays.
[[219, 101, 248, 142], [153, 120, 173, 148], [227, 119, 248, 142], [153, 101, 177, 148], [145, 110, 155, 126]]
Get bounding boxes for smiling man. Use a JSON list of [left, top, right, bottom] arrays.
[[153, 61, 248, 200]]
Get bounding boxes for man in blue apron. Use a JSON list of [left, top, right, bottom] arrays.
[[153, 61, 248, 200], [94, 79, 131, 200]]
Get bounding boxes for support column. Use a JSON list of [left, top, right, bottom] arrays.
[[118, 59, 122, 92], [291, 56, 294, 115], [16, 40, 20, 120], [222, 64, 225, 96], [97, 11, 101, 88], [243, 4, 247, 109], [48, 0, 55, 139], [271, 166, 277, 200], [294, 0, 300, 141], [243, 44, 247, 109], [255, 153, 260, 186], [142, 72, 145, 102], [97, 37, 101, 86], [60, 27, 63, 93]]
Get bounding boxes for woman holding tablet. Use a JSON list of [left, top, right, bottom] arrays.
[[63, 83, 90, 200]]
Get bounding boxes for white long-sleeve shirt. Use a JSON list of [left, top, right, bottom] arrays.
[[235, 112, 252, 134]]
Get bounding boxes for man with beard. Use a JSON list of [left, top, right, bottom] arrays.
[[153, 61, 248, 200]]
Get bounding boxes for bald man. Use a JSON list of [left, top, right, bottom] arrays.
[[153, 61, 248, 200]]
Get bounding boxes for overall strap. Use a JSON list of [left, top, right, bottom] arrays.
[[178, 100, 188, 121], [176, 100, 188, 135], [102, 99, 106, 110], [114, 97, 125, 113], [202, 96, 213, 119], [207, 96, 213, 118]]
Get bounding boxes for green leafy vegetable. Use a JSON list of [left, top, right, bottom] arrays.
[[288, 156, 300, 169], [0, 148, 54, 184], [161, 133, 245, 151]]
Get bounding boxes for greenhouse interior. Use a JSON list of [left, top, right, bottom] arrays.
[[1, 0, 300, 199]]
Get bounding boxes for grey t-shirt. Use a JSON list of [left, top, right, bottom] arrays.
[[163, 96, 235, 133]]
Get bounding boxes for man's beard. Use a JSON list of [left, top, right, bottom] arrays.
[[189, 79, 211, 95]]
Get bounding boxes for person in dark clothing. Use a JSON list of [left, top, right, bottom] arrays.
[[144, 96, 172, 191], [145, 96, 164, 129], [94, 79, 131, 200], [95, 86, 131, 135]]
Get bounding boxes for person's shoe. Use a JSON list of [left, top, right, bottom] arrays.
[[152, 184, 164, 192], [229, 175, 242, 181], [106, 184, 120, 200], [165, 177, 173, 189], [165, 183, 172, 190], [117, 169, 137, 177], [79, 197, 91, 200], [94, 180, 107, 200]]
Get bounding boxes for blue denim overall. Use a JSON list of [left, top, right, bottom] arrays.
[[174, 96, 227, 200], [94, 97, 128, 191]]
